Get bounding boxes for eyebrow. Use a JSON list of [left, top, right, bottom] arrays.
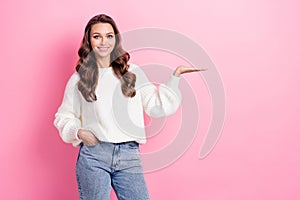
[[92, 32, 114, 35]]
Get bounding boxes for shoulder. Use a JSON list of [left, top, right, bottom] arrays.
[[68, 72, 80, 83], [128, 63, 145, 75], [128, 63, 140, 71], [65, 72, 80, 89], [128, 63, 145, 76], [128, 63, 149, 85]]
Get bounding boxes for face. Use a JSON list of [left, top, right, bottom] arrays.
[[90, 23, 116, 60]]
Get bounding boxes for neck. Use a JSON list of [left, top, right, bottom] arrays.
[[96, 56, 111, 68]]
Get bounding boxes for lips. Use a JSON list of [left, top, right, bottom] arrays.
[[97, 47, 109, 52]]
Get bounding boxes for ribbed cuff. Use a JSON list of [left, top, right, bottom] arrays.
[[75, 128, 83, 143], [167, 75, 181, 88]]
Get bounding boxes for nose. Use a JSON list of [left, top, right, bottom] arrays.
[[100, 37, 107, 45]]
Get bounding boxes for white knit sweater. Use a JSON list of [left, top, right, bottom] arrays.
[[54, 63, 181, 146]]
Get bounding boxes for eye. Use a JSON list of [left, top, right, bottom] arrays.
[[93, 35, 100, 39], [107, 35, 114, 39]]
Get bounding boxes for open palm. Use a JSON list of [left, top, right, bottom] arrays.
[[173, 65, 207, 77]]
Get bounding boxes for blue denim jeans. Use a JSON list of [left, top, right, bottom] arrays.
[[76, 141, 150, 200]]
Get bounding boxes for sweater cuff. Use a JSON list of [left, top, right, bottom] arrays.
[[75, 128, 83, 143], [167, 75, 181, 88]]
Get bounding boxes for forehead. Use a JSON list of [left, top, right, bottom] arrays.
[[90, 23, 114, 34]]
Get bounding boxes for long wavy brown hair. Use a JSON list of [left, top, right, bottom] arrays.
[[76, 14, 136, 102]]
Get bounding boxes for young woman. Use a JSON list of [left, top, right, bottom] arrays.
[[54, 14, 204, 200]]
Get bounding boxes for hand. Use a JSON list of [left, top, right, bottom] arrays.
[[173, 65, 208, 77], [77, 129, 99, 146]]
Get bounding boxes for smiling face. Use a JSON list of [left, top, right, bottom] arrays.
[[90, 23, 116, 61]]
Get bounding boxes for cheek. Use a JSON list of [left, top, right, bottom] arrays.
[[110, 40, 116, 50], [90, 38, 98, 48], [110, 38, 116, 46]]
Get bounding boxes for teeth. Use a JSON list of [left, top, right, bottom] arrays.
[[99, 47, 108, 51]]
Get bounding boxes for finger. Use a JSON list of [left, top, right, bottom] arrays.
[[189, 68, 208, 71], [182, 67, 208, 71], [181, 68, 208, 73]]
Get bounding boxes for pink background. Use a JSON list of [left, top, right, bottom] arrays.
[[1, 0, 300, 199]]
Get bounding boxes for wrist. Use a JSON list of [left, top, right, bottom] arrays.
[[173, 70, 180, 77], [77, 129, 83, 140]]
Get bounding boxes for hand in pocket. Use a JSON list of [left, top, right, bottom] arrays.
[[77, 129, 99, 146]]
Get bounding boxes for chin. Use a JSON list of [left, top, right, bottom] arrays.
[[95, 51, 109, 58], [97, 50, 113, 57]]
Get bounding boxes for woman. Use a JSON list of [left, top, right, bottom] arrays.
[[54, 14, 204, 200]]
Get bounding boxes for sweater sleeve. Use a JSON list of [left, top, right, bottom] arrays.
[[132, 65, 182, 118], [53, 73, 82, 146]]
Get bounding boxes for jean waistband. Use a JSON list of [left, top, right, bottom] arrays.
[[113, 141, 139, 146]]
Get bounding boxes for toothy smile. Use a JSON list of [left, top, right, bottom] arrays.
[[98, 47, 109, 52]]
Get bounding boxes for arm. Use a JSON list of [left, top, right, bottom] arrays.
[[133, 65, 207, 118], [53, 73, 82, 146], [132, 65, 181, 118], [173, 65, 208, 77]]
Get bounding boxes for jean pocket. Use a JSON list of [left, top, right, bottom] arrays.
[[84, 141, 99, 148], [122, 142, 140, 153], [127, 142, 139, 149]]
